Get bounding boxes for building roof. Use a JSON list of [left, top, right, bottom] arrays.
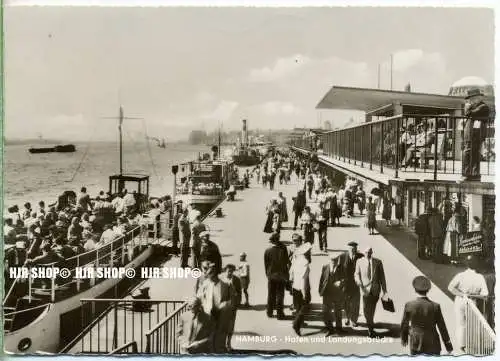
[[451, 76, 488, 88], [316, 86, 465, 112]]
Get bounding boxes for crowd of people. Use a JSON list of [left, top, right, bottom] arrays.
[[4, 187, 173, 291]]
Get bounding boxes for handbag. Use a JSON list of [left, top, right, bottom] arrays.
[[381, 295, 395, 313]]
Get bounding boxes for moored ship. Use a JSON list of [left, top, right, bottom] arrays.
[[232, 119, 261, 166], [28, 144, 76, 154], [175, 147, 236, 215]]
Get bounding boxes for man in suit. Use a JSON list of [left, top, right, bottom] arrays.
[[319, 255, 346, 336], [264, 232, 289, 319], [338, 241, 364, 327], [355, 246, 387, 337], [199, 231, 222, 274], [221, 264, 242, 351], [176, 297, 215, 354], [462, 88, 490, 181], [197, 263, 233, 353], [401, 276, 453, 355], [190, 215, 206, 268]]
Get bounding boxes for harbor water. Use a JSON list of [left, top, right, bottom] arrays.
[[3, 142, 215, 208]]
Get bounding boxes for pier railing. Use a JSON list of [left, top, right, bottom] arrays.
[[4, 218, 172, 333], [465, 296, 495, 355], [292, 114, 495, 180], [144, 301, 188, 354], [108, 341, 138, 354], [60, 299, 185, 354]]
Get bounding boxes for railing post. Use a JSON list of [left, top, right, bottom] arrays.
[[369, 124, 373, 170], [50, 273, 56, 302], [395, 117, 400, 178], [361, 127, 364, 167], [110, 241, 114, 268], [380, 122, 384, 173], [433, 117, 439, 180], [28, 269, 32, 302], [76, 256, 81, 292]]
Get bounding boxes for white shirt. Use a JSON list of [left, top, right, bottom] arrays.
[[123, 193, 136, 207], [100, 229, 116, 244], [188, 209, 201, 224], [448, 269, 488, 297], [112, 197, 124, 213]]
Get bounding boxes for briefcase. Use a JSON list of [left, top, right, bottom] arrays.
[[381, 297, 395, 313]]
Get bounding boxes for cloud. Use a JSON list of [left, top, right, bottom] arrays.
[[256, 101, 302, 116], [392, 49, 446, 73], [201, 100, 239, 121], [247, 54, 311, 82]]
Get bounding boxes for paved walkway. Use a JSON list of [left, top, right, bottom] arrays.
[[198, 173, 457, 356]]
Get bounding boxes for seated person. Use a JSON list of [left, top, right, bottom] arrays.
[[226, 184, 236, 200], [403, 122, 436, 167], [53, 237, 76, 259]]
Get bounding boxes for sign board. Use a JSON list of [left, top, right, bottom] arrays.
[[458, 231, 483, 255]]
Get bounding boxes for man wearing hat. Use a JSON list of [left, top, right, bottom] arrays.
[[355, 246, 387, 338], [462, 88, 490, 181], [401, 276, 453, 355], [319, 254, 346, 336], [338, 241, 364, 327], [264, 232, 289, 319], [199, 231, 222, 275]]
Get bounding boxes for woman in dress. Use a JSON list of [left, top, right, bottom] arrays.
[[382, 191, 393, 226], [393, 190, 404, 225], [263, 199, 277, 233], [365, 196, 377, 235], [356, 187, 366, 215], [443, 210, 460, 264], [300, 206, 315, 245]]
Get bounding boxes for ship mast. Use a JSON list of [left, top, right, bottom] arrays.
[[103, 106, 142, 176]]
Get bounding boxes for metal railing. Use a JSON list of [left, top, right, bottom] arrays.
[[3, 217, 172, 332], [292, 114, 495, 180], [107, 341, 138, 354], [465, 296, 495, 355], [60, 299, 186, 354], [145, 301, 188, 354]]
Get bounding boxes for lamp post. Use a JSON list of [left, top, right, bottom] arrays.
[[171, 165, 179, 220]]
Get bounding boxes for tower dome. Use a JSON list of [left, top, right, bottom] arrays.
[[449, 76, 494, 97]]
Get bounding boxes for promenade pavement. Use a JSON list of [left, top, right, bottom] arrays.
[[198, 172, 457, 356], [80, 171, 458, 355]]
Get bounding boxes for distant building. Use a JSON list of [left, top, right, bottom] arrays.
[[448, 76, 494, 97]]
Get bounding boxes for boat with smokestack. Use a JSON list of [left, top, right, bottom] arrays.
[[175, 146, 236, 215], [232, 119, 261, 166]]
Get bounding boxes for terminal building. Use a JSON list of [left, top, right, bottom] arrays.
[[291, 77, 495, 263]]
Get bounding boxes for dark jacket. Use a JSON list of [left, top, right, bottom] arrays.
[[428, 212, 444, 239], [200, 240, 222, 274], [401, 296, 453, 355], [464, 101, 490, 142], [264, 242, 289, 281], [415, 213, 430, 237], [337, 252, 364, 291], [318, 263, 345, 301]]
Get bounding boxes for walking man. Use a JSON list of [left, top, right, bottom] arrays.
[[338, 241, 363, 327], [319, 255, 346, 336], [355, 246, 387, 338], [177, 297, 215, 354], [401, 276, 453, 355], [264, 232, 289, 320]]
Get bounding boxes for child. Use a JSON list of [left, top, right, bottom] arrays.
[[237, 253, 250, 307]]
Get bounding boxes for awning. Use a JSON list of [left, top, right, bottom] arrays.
[[316, 86, 465, 112]]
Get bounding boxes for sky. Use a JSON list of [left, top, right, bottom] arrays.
[[3, 6, 495, 141]]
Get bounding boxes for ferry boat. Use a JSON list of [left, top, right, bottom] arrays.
[[175, 153, 236, 215], [231, 119, 262, 166], [4, 107, 168, 354]]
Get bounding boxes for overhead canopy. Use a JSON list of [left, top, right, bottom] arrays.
[[316, 86, 465, 112]]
